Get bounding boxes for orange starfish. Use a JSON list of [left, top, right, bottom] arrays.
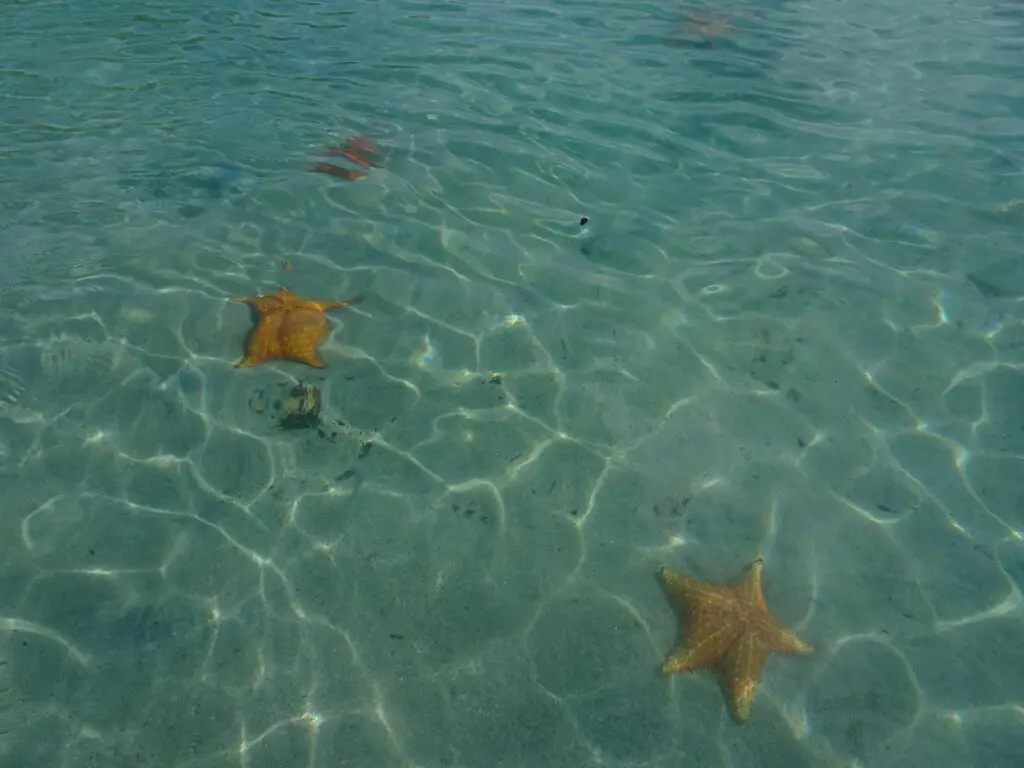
[[671, 11, 733, 47], [312, 135, 383, 180], [312, 163, 366, 181], [232, 287, 361, 369], [325, 135, 383, 169], [658, 558, 813, 723]]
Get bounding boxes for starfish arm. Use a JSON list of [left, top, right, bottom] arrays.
[[313, 163, 366, 181], [338, 148, 381, 169], [292, 351, 326, 368], [318, 297, 363, 312], [658, 566, 694, 596], [661, 608, 743, 674], [277, 310, 331, 367], [659, 567, 722, 604], [738, 559, 768, 612], [660, 567, 746, 616], [659, 568, 749, 674], [233, 295, 283, 314], [237, 334, 280, 367], [720, 633, 768, 723], [657, 566, 693, 594], [346, 135, 382, 155], [762, 623, 814, 656]]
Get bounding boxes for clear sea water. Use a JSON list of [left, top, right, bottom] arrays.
[[2, 0, 1023, 766]]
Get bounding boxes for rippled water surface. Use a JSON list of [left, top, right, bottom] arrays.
[[2, 1, 1024, 766]]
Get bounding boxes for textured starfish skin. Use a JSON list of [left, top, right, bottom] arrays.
[[232, 287, 360, 369], [658, 559, 813, 722]]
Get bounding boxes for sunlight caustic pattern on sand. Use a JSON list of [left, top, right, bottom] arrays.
[[2, 0, 1024, 765]]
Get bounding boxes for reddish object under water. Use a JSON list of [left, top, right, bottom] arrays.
[[326, 147, 380, 169], [311, 135, 383, 181], [312, 163, 366, 181], [325, 135, 382, 168], [671, 10, 733, 48], [344, 135, 381, 156]]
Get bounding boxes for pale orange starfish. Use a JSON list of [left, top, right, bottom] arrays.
[[232, 287, 361, 369], [312, 135, 383, 181], [672, 11, 733, 47], [325, 135, 383, 169], [658, 558, 813, 722]]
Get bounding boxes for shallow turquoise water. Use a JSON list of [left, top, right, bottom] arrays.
[[2, 0, 1024, 766]]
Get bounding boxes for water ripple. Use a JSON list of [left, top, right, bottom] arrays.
[[3, 1, 1024, 766]]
